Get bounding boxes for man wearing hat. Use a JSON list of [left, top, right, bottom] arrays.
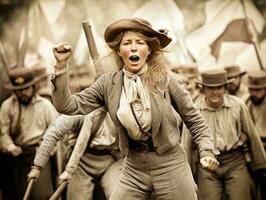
[[195, 69, 266, 200], [0, 67, 58, 199], [224, 65, 249, 101], [246, 71, 266, 200]]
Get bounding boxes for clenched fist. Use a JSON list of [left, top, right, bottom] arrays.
[[200, 156, 219, 171], [7, 144, 23, 157], [59, 171, 72, 184], [27, 167, 41, 182], [53, 42, 72, 72]]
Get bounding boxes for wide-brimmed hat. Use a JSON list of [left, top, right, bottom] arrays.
[[195, 69, 233, 87], [224, 65, 246, 79], [4, 67, 41, 90], [171, 63, 198, 79], [104, 18, 172, 49], [247, 71, 266, 89]]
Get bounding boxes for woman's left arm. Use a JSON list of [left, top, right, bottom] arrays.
[[168, 77, 219, 159]]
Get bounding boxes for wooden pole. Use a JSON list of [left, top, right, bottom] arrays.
[[23, 179, 35, 200], [17, 3, 30, 68], [82, 21, 102, 78], [49, 181, 68, 200], [0, 40, 11, 78], [241, 0, 265, 71]]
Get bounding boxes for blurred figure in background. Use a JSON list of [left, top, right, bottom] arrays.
[[0, 67, 58, 200], [195, 69, 266, 200], [246, 71, 266, 200], [224, 65, 249, 101], [171, 63, 202, 102]]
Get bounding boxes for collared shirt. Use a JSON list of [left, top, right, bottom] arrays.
[[246, 96, 266, 138], [195, 94, 252, 151], [0, 94, 58, 151], [117, 66, 152, 141]]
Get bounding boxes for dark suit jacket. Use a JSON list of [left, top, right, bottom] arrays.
[[51, 70, 217, 157]]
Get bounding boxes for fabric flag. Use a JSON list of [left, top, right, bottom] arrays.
[[186, 0, 265, 71], [210, 18, 253, 58]]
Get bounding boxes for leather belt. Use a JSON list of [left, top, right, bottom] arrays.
[[129, 137, 155, 153], [21, 144, 39, 154], [85, 147, 110, 156], [217, 147, 243, 159]]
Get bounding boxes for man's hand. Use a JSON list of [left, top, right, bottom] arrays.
[[59, 171, 72, 184], [200, 156, 219, 171], [7, 144, 23, 157], [52, 42, 72, 71], [27, 167, 41, 182]]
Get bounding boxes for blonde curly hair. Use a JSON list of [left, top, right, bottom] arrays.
[[106, 31, 170, 95]]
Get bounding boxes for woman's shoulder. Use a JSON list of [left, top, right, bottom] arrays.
[[97, 70, 123, 83], [168, 71, 185, 84], [168, 74, 186, 89]]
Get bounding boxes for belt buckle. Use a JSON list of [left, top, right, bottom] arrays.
[[141, 142, 149, 153]]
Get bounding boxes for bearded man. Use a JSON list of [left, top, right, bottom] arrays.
[[246, 70, 266, 200], [224, 65, 249, 101], [0, 67, 58, 200]]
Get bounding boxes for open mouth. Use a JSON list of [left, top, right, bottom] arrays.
[[129, 55, 140, 63], [210, 96, 221, 101]]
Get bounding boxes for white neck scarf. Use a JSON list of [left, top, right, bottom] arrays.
[[122, 65, 150, 110]]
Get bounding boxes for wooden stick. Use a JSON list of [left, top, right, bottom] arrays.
[[240, 0, 265, 71], [49, 181, 68, 200], [23, 178, 35, 200], [82, 20, 103, 77], [0, 40, 11, 78]]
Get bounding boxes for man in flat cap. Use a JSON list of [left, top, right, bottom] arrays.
[[0, 67, 58, 200], [195, 69, 266, 200], [224, 65, 249, 101], [246, 70, 266, 200]]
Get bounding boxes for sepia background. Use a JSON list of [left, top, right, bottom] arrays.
[[0, 0, 265, 103]]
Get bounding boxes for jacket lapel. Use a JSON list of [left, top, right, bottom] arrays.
[[108, 70, 163, 138], [107, 70, 123, 126], [150, 92, 163, 137]]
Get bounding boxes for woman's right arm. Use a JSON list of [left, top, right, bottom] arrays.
[[51, 42, 105, 115]]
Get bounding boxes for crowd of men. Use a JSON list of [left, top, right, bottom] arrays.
[[0, 63, 265, 200]]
